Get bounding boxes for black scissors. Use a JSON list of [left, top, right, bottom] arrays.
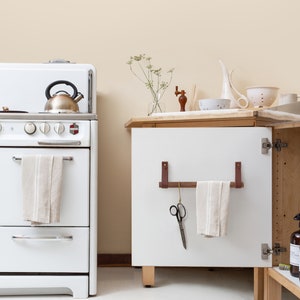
[[169, 202, 187, 249]]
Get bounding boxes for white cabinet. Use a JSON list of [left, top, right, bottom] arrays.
[[132, 127, 272, 267]]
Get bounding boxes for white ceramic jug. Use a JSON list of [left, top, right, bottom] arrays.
[[219, 60, 248, 109]]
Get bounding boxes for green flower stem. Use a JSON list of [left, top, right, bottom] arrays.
[[127, 54, 174, 114]]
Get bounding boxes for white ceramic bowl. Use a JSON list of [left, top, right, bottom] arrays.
[[246, 86, 279, 107], [199, 98, 231, 110]]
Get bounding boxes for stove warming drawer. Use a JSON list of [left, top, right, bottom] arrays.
[[0, 227, 89, 273]]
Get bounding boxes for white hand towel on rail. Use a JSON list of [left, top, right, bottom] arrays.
[[196, 181, 230, 237], [22, 155, 63, 224]]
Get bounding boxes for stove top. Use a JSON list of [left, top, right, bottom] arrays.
[[0, 112, 97, 121]]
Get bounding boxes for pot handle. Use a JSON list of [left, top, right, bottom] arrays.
[[45, 80, 78, 100]]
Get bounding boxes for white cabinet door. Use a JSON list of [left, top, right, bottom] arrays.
[[132, 127, 272, 267]]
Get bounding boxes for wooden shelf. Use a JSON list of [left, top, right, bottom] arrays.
[[265, 267, 300, 299]]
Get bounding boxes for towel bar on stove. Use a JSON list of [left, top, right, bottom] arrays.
[[12, 156, 73, 161], [159, 161, 243, 189]]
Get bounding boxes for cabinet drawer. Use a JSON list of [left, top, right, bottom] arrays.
[[0, 227, 89, 273]]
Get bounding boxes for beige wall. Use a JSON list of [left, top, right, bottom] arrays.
[[1, 0, 300, 253]]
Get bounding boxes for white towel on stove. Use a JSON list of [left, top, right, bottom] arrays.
[[196, 181, 230, 237], [22, 155, 63, 224]]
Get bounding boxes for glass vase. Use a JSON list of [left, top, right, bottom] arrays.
[[147, 100, 166, 116]]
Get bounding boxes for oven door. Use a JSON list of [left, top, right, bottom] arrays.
[[0, 148, 89, 226]]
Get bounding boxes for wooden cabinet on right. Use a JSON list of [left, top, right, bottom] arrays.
[[272, 127, 300, 267], [265, 125, 300, 300]]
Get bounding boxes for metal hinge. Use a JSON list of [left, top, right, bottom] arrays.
[[261, 243, 287, 259], [261, 138, 288, 154]]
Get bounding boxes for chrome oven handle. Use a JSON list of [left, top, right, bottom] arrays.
[[12, 235, 73, 241], [38, 140, 81, 146], [12, 156, 73, 161]]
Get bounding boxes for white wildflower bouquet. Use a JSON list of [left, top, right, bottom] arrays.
[[127, 54, 174, 115]]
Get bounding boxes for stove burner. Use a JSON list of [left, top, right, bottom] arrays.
[[0, 110, 28, 113], [1, 107, 28, 113]]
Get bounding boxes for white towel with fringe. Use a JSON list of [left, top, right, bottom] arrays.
[[196, 181, 230, 237], [22, 155, 63, 224]]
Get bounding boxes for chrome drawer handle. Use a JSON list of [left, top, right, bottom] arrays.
[[38, 140, 81, 146], [12, 156, 73, 161], [12, 235, 73, 241]]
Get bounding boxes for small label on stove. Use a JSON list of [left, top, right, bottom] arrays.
[[69, 123, 79, 135]]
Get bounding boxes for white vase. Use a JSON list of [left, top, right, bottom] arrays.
[[219, 60, 249, 109]]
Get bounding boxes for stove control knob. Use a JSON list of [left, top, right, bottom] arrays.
[[24, 122, 36, 135], [54, 123, 65, 135], [39, 122, 50, 134]]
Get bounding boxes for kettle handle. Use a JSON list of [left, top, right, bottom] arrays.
[[45, 80, 78, 100]]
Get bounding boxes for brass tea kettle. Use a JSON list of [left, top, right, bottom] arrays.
[[44, 80, 84, 113]]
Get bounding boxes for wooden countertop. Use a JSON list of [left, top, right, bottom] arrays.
[[125, 109, 300, 129]]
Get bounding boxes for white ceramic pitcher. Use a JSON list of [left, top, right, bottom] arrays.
[[219, 60, 248, 109]]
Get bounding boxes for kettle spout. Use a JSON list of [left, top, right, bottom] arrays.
[[219, 60, 248, 109], [74, 92, 84, 103]]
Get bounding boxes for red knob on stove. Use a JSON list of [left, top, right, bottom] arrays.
[[70, 123, 79, 135]]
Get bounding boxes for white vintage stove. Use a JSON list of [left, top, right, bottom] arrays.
[[0, 61, 98, 298]]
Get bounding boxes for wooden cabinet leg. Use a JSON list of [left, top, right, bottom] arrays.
[[264, 268, 281, 300], [142, 266, 155, 287], [254, 267, 264, 300]]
